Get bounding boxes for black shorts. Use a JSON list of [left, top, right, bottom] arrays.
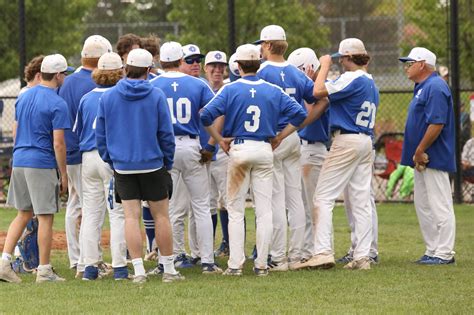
[[114, 168, 172, 201]]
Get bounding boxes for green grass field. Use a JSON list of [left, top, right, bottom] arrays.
[[0, 204, 473, 314]]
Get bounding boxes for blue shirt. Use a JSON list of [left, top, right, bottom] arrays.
[[401, 73, 456, 172], [151, 72, 215, 137], [257, 61, 316, 130], [201, 76, 307, 141], [13, 85, 70, 168], [58, 68, 96, 164], [75, 87, 110, 153], [325, 70, 379, 136], [96, 78, 175, 171]]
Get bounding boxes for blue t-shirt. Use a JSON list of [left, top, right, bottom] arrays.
[[151, 72, 215, 137], [200, 76, 307, 140], [75, 87, 110, 153], [58, 68, 97, 164], [401, 73, 456, 172], [325, 70, 379, 136], [257, 61, 316, 131], [13, 85, 70, 168]]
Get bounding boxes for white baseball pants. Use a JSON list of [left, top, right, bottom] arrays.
[[227, 140, 274, 270], [270, 132, 306, 262], [169, 136, 214, 264], [414, 168, 456, 260], [210, 148, 229, 212], [313, 133, 373, 259], [169, 174, 191, 255], [300, 141, 327, 260], [65, 163, 83, 268], [80, 150, 127, 268]]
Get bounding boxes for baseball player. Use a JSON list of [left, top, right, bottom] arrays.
[[201, 44, 307, 276], [151, 42, 222, 274], [399, 47, 456, 265], [298, 38, 379, 271], [116, 33, 142, 64], [0, 54, 70, 283], [255, 25, 319, 271], [74, 52, 128, 280], [96, 48, 184, 284], [58, 35, 111, 272]]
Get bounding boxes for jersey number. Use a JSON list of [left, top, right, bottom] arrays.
[[244, 105, 261, 132], [167, 98, 191, 124], [355, 101, 376, 129]]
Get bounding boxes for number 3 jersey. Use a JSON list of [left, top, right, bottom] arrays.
[[200, 75, 307, 141], [151, 72, 215, 137], [325, 69, 379, 136]]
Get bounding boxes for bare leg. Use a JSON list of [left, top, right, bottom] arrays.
[[148, 198, 173, 256], [121, 199, 142, 259], [3, 211, 33, 254], [37, 214, 54, 265]]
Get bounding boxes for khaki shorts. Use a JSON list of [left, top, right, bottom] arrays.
[[7, 167, 60, 215]]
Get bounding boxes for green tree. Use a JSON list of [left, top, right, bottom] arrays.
[[0, 0, 95, 82], [166, 0, 329, 56], [406, 0, 474, 88]]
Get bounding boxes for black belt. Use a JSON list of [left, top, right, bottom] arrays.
[[332, 129, 368, 136], [176, 134, 198, 139], [300, 139, 318, 145], [234, 138, 270, 144]]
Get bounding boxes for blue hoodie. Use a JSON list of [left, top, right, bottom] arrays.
[[95, 78, 175, 171]]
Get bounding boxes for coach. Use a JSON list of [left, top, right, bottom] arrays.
[[399, 47, 456, 265]]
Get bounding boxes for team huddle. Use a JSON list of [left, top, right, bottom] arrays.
[[0, 24, 457, 285]]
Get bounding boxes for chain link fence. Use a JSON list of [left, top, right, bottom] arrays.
[[0, 0, 473, 202]]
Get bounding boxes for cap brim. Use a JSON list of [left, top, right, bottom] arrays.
[[398, 57, 415, 63], [253, 39, 264, 45], [185, 53, 205, 59], [331, 53, 343, 58]]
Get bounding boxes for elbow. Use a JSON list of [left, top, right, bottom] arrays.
[[313, 90, 327, 99]]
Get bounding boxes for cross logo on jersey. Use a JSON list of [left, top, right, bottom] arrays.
[[280, 71, 285, 82], [250, 88, 256, 98], [172, 82, 179, 92]]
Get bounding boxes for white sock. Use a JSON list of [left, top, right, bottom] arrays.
[[37, 264, 51, 271], [1, 252, 12, 262], [159, 255, 177, 274], [131, 258, 145, 276]]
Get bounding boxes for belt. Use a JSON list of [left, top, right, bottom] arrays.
[[234, 138, 270, 144], [175, 135, 198, 140], [300, 139, 319, 145], [332, 129, 369, 136]]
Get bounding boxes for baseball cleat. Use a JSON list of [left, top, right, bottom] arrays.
[[0, 260, 22, 283], [214, 241, 230, 257], [253, 267, 269, 277], [298, 254, 336, 270], [202, 263, 223, 274], [144, 250, 158, 262], [222, 268, 243, 276], [146, 264, 164, 276], [36, 267, 66, 283], [336, 254, 354, 264], [343, 257, 371, 270], [418, 257, 455, 265], [268, 259, 289, 272], [174, 254, 194, 268], [132, 274, 147, 284], [82, 266, 99, 280], [98, 262, 113, 277], [289, 258, 309, 271], [189, 256, 202, 266], [414, 255, 433, 264], [113, 266, 130, 280], [369, 256, 379, 264], [162, 271, 185, 283]]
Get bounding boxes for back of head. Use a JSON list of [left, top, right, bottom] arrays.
[[93, 52, 123, 86], [288, 47, 320, 72], [116, 33, 142, 59], [235, 44, 261, 74], [41, 54, 68, 81], [257, 25, 287, 56], [160, 41, 184, 69], [141, 34, 161, 57], [333, 38, 370, 66], [125, 48, 153, 79], [24, 55, 44, 82]]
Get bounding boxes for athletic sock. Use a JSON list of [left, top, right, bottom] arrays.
[[131, 258, 145, 276], [159, 255, 177, 274], [142, 206, 155, 253], [211, 213, 218, 239], [219, 209, 229, 243], [1, 252, 12, 262]]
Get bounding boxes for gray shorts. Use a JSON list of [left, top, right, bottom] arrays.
[[7, 167, 60, 215]]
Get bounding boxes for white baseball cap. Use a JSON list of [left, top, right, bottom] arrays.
[[234, 44, 260, 61], [228, 53, 240, 77], [332, 38, 367, 57], [98, 52, 123, 70], [205, 51, 227, 65], [254, 25, 286, 44], [160, 42, 184, 62], [81, 35, 111, 58], [41, 54, 68, 73], [288, 47, 320, 71], [182, 44, 205, 59], [399, 47, 436, 67], [126, 48, 153, 68]]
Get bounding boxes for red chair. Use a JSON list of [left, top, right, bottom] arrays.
[[374, 133, 404, 180]]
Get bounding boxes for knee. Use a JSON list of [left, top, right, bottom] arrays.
[[17, 210, 34, 222]]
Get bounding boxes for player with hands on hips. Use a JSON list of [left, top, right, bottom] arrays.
[[200, 44, 307, 276]]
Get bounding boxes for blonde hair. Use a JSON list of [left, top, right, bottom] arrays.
[[267, 40, 288, 56], [92, 69, 123, 86]]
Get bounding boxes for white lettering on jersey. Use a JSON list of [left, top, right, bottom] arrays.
[[167, 97, 191, 124], [171, 82, 179, 92], [355, 101, 377, 129], [244, 105, 261, 132], [250, 88, 256, 98]]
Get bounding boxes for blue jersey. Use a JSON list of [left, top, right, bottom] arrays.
[[13, 85, 70, 169], [201, 76, 307, 141], [58, 68, 96, 164], [401, 73, 456, 172], [325, 70, 379, 136], [75, 87, 110, 153], [151, 72, 215, 137], [257, 61, 316, 130]]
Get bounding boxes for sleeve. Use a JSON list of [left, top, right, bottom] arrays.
[[303, 76, 317, 104], [95, 97, 111, 165], [424, 86, 450, 125], [73, 100, 84, 136], [157, 93, 176, 170], [325, 73, 356, 102], [200, 87, 227, 127], [52, 100, 71, 130], [279, 90, 307, 127], [200, 83, 215, 108]]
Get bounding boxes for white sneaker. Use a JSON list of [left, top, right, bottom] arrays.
[[162, 272, 185, 283], [295, 254, 335, 270], [268, 259, 289, 272], [98, 262, 113, 278], [36, 267, 66, 283], [132, 274, 147, 284], [343, 257, 371, 270], [0, 260, 21, 283]]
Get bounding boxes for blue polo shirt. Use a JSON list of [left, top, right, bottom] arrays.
[[401, 73, 456, 172]]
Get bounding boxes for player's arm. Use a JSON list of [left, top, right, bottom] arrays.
[[413, 124, 443, 166], [95, 98, 112, 165], [313, 55, 332, 98], [12, 121, 17, 145], [53, 129, 68, 195], [300, 97, 329, 128], [200, 116, 225, 163], [272, 91, 307, 150], [157, 93, 176, 170]]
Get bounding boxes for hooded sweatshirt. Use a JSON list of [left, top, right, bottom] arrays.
[[95, 78, 175, 171]]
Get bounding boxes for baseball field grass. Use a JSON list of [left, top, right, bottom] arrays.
[[0, 203, 473, 314]]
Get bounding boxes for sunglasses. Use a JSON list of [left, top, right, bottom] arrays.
[[404, 61, 423, 69], [185, 57, 203, 65]]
